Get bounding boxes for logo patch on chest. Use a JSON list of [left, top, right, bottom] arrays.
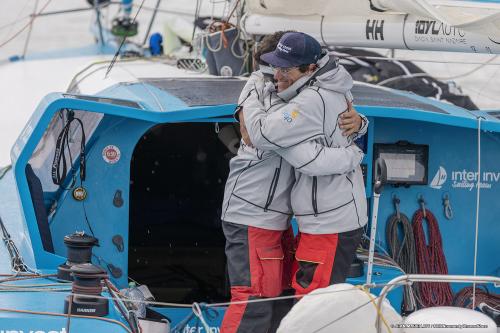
[[283, 109, 299, 123]]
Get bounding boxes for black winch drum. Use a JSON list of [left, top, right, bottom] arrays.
[[64, 263, 109, 317], [57, 232, 98, 281]]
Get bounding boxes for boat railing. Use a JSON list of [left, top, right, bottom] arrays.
[[375, 274, 500, 333]]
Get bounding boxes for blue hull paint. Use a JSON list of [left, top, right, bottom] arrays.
[[0, 80, 499, 331]]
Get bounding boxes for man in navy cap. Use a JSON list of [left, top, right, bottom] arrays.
[[243, 30, 367, 307], [220, 32, 367, 333]]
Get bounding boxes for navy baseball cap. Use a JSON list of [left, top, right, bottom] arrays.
[[260, 32, 322, 68]]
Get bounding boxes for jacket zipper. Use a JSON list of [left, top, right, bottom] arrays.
[[312, 176, 319, 217], [264, 159, 282, 212]]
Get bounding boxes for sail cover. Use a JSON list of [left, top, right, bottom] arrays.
[[243, 0, 500, 53]]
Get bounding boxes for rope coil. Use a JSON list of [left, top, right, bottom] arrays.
[[412, 208, 454, 307], [386, 197, 418, 313]]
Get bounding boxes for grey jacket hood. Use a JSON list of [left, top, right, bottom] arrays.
[[277, 54, 353, 101], [315, 60, 353, 94]]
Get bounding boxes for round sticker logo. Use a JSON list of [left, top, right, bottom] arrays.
[[102, 145, 121, 164]]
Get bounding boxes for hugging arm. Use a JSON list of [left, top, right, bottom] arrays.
[[243, 89, 326, 151], [277, 141, 364, 176]]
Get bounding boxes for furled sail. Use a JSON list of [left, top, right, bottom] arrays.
[[371, 0, 500, 36], [242, 0, 500, 54]]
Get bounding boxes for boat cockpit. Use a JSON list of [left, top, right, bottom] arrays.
[[5, 76, 500, 328]]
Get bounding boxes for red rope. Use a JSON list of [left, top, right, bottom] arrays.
[[412, 208, 454, 307], [454, 286, 500, 309]]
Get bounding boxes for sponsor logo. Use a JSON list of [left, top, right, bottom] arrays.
[[277, 42, 291, 54], [76, 307, 96, 313], [366, 19, 384, 40], [102, 145, 121, 164], [429, 166, 500, 191], [430, 166, 447, 189], [283, 109, 299, 123], [415, 20, 465, 37], [414, 20, 466, 45]]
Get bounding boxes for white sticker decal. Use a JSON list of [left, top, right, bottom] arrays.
[[429, 166, 500, 191], [102, 145, 121, 164]]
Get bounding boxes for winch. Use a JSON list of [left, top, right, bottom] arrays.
[[64, 263, 109, 317], [57, 232, 98, 281]]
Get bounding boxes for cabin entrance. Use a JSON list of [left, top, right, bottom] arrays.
[[129, 122, 239, 303]]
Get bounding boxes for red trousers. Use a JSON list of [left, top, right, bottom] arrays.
[[292, 228, 362, 295], [221, 221, 362, 333], [221, 222, 294, 333]]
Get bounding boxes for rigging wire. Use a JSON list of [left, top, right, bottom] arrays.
[[436, 55, 499, 80], [0, 0, 31, 35], [474, 60, 500, 102], [375, 56, 500, 86], [2, 279, 405, 333], [141, 0, 162, 47], [319, 15, 330, 49], [104, 0, 147, 78], [224, 0, 243, 23], [0, 16, 31, 33], [0, 216, 28, 273], [0, 307, 133, 333], [0, 165, 11, 180], [310, 289, 397, 333], [31, 2, 115, 18], [191, 0, 202, 43], [0, 280, 402, 308], [472, 116, 483, 309], [0, 0, 53, 49], [22, 0, 40, 58]]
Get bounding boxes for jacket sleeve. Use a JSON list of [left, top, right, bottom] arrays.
[[277, 142, 364, 176], [243, 88, 325, 151], [234, 73, 266, 122], [351, 113, 369, 140]]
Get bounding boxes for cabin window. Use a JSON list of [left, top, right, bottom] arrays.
[[28, 110, 103, 193]]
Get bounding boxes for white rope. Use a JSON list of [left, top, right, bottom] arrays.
[[377, 73, 433, 86], [0, 279, 400, 308], [203, 31, 224, 53], [192, 302, 211, 332], [436, 55, 499, 80], [472, 116, 483, 309]]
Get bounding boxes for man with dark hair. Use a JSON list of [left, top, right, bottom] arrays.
[[220, 32, 367, 333], [253, 31, 290, 69], [243, 32, 367, 300]]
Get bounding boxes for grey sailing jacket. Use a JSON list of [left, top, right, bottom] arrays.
[[222, 66, 366, 231], [243, 55, 369, 234]]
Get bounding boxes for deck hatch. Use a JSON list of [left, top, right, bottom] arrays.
[[141, 78, 449, 114], [351, 85, 449, 114], [62, 94, 143, 109], [141, 78, 247, 107], [487, 111, 500, 120]]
